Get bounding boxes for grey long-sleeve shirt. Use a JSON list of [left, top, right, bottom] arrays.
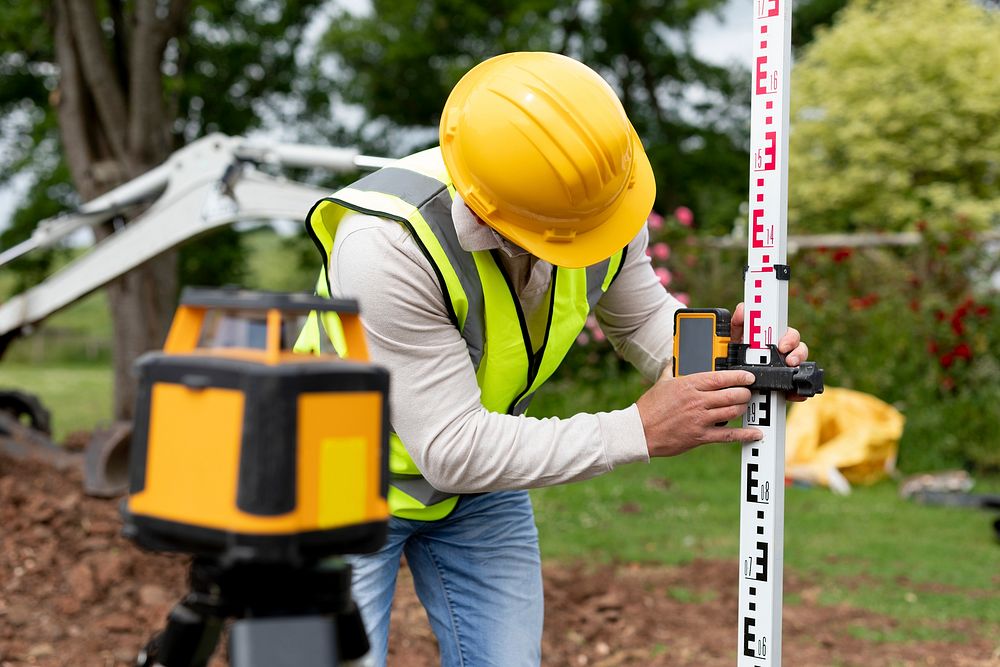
[[329, 199, 686, 494]]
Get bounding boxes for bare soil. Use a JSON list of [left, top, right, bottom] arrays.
[[2, 452, 996, 667]]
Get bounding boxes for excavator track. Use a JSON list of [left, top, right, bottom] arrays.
[[0, 389, 52, 436]]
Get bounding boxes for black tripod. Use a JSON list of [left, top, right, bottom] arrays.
[[137, 558, 369, 667]]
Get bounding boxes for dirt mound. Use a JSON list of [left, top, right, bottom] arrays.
[[1, 451, 995, 666], [0, 451, 188, 666]]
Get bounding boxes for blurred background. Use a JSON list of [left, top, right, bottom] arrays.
[[0, 0, 997, 665]]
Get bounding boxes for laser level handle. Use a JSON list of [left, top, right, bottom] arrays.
[[336, 310, 370, 362]]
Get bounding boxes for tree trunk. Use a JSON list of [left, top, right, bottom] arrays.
[[52, 0, 185, 421], [106, 256, 178, 420]]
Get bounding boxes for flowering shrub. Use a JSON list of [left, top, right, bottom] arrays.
[[787, 223, 1000, 472], [575, 208, 692, 349]]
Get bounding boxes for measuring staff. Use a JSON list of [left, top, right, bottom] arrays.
[[672, 4, 822, 664], [738, 2, 797, 664]]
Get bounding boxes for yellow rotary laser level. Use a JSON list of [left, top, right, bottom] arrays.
[[122, 288, 390, 564], [672, 308, 824, 397]]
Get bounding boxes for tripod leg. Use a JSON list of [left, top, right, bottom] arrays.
[[141, 602, 223, 667], [337, 601, 370, 662]]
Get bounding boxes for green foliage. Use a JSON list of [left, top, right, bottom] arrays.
[[789, 226, 999, 472], [791, 0, 849, 49], [0, 1, 53, 188], [321, 0, 750, 235], [240, 226, 318, 292], [168, 0, 330, 141], [177, 228, 247, 292], [0, 161, 74, 291], [789, 0, 1000, 233]]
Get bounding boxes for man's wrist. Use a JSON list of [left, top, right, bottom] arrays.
[[598, 404, 650, 467]]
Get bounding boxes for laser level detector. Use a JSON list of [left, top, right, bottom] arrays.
[[123, 288, 389, 666], [672, 308, 824, 398]]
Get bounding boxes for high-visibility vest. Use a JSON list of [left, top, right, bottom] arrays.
[[297, 148, 628, 521]]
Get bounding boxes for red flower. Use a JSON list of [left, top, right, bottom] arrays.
[[952, 343, 973, 361], [939, 352, 955, 369], [950, 317, 965, 336], [908, 299, 920, 313], [975, 305, 992, 318], [832, 248, 853, 263], [850, 293, 879, 310], [954, 297, 974, 319], [927, 340, 939, 354]]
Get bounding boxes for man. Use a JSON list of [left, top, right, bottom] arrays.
[[302, 52, 808, 665]]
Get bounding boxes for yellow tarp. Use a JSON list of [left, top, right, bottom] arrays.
[[785, 387, 905, 494]]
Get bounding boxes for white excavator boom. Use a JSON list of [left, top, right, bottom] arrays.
[[0, 133, 391, 348]]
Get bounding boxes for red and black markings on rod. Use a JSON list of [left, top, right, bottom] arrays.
[[739, 1, 791, 666]]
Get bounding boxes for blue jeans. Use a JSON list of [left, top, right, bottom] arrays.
[[349, 490, 543, 666]]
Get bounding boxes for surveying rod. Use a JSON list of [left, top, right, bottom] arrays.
[[738, 1, 793, 664]]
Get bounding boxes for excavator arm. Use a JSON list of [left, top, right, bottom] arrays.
[[0, 132, 390, 355]]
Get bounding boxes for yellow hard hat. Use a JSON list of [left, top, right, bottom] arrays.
[[440, 52, 656, 269]]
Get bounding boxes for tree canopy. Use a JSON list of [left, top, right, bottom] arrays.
[[788, 0, 999, 233], [320, 0, 752, 235]]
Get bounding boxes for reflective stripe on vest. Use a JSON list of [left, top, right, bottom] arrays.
[[302, 147, 627, 520]]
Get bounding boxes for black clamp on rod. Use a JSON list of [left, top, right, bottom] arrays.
[[720, 343, 825, 397]]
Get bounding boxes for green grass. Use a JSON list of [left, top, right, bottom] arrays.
[[846, 624, 968, 644], [667, 587, 719, 604], [0, 363, 113, 442], [2, 290, 112, 364], [529, 373, 1000, 632]]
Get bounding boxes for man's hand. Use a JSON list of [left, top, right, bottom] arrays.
[[636, 370, 762, 458], [731, 302, 810, 402]]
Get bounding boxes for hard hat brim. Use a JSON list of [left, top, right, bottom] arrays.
[[482, 126, 656, 269]]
